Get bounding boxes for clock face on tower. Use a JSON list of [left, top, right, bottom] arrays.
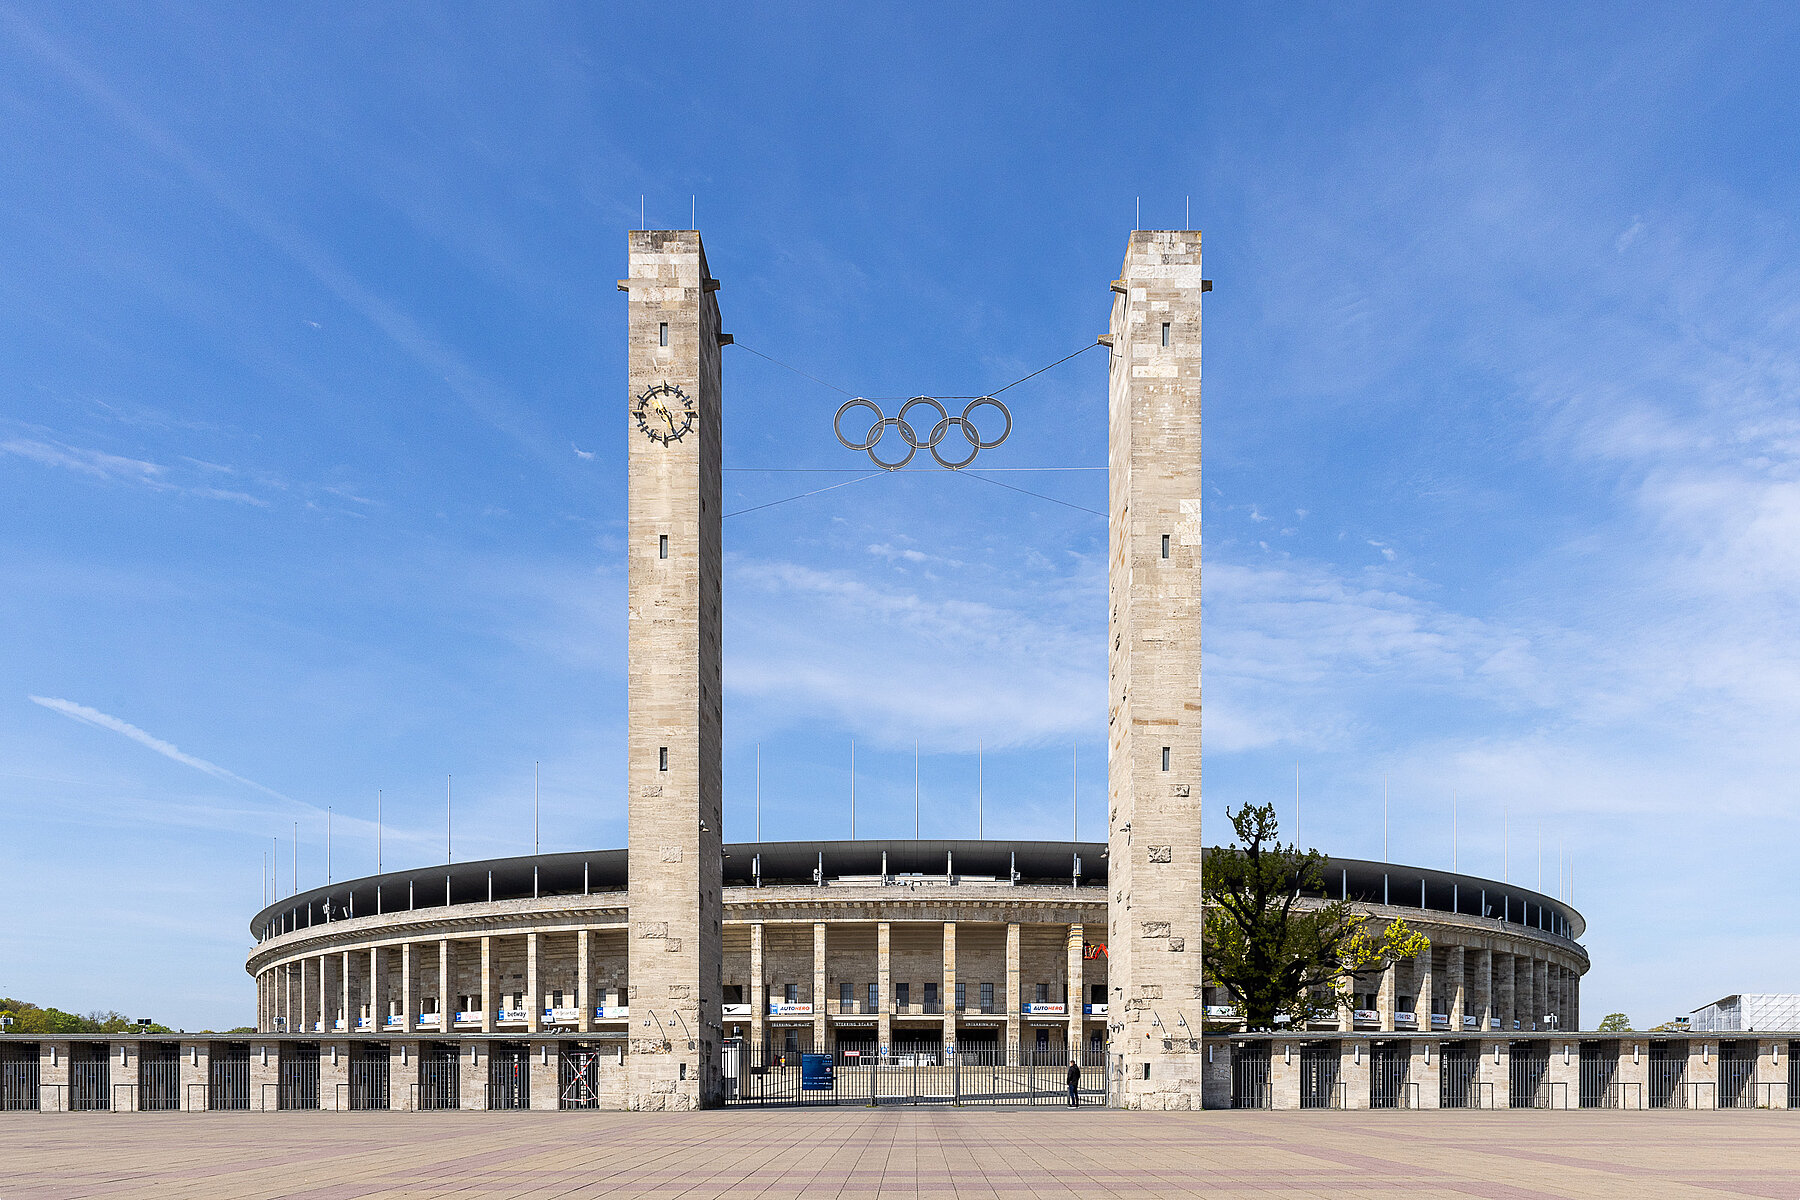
[[633, 381, 696, 444]]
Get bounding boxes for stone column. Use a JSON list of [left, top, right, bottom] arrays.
[[318, 954, 329, 1033], [1534, 959, 1549, 1032], [180, 1042, 207, 1112], [1067, 923, 1084, 1057], [1495, 952, 1514, 1031], [400, 943, 412, 1033], [877, 920, 893, 1055], [370, 947, 385, 1034], [1487, 1039, 1510, 1109], [437, 939, 449, 1032], [1569, 968, 1580, 1031], [1413, 1039, 1440, 1109], [942, 921, 957, 1054], [1546, 1039, 1578, 1108], [1760, 1041, 1788, 1109], [1005, 922, 1021, 1051], [298, 960, 308, 1035], [321, 1041, 349, 1111], [1343, 1041, 1370, 1110], [1415, 949, 1433, 1035], [479, 937, 493, 1032], [578, 930, 592, 1033], [750, 922, 766, 1049], [530, 1041, 558, 1111], [1472, 948, 1492, 1033], [812, 922, 828, 1050], [459, 1040, 484, 1111], [1377, 960, 1397, 1032], [1615, 1037, 1648, 1110], [1270, 1040, 1301, 1110], [527, 932, 541, 1033], [341, 950, 353, 1033]]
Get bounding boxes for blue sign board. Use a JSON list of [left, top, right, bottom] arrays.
[[801, 1053, 834, 1091]]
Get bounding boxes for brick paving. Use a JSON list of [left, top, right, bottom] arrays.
[[3, 1109, 1799, 1198]]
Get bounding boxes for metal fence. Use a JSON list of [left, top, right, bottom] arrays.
[[209, 1045, 251, 1111], [1718, 1042, 1757, 1109], [559, 1046, 613, 1109], [1233, 1041, 1272, 1109], [1579, 1042, 1620, 1108], [1300, 1042, 1342, 1109], [279, 1044, 320, 1110], [721, 1043, 1108, 1107], [1648, 1043, 1685, 1108], [1439, 1043, 1486, 1109], [345, 1045, 389, 1111], [70, 1045, 110, 1111], [419, 1044, 460, 1110], [1370, 1042, 1411, 1109], [1508, 1044, 1550, 1109], [486, 1044, 529, 1110], [139, 1043, 180, 1112], [0, 1045, 39, 1112]]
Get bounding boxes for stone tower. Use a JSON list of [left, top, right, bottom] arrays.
[[1106, 230, 1207, 1109], [621, 230, 725, 1109]]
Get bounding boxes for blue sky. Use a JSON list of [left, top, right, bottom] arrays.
[[3, 3, 1798, 1031]]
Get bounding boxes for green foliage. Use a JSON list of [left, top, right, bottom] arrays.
[[1203, 802, 1430, 1031], [1596, 1012, 1633, 1032], [0, 997, 174, 1036]]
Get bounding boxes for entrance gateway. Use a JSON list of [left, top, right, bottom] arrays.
[[621, 229, 1204, 1109]]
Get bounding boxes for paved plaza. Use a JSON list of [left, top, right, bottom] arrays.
[[3, 1109, 1799, 1199]]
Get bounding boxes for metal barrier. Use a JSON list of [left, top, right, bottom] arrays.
[[347, 1054, 391, 1110], [1369, 1045, 1412, 1109], [418, 1047, 461, 1110], [209, 1050, 250, 1111], [1606, 1081, 1644, 1110], [1753, 1081, 1789, 1109], [1439, 1046, 1485, 1109], [1233, 1042, 1273, 1110], [38, 1084, 66, 1112], [69, 1056, 110, 1111], [1677, 1081, 1716, 1110], [110, 1083, 139, 1113], [721, 1044, 1108, 1107], [1299, 1044, 1341, 1109], [1647, 1053, 1685, 1108], [185, 1083, 210, 1112], [1, 1053, 41, 1111], [138, 1047, 180, 1111], [1718, 1046, 1758, 1108]]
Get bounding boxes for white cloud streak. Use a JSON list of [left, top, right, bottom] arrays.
[[29, 696, 291, 803]]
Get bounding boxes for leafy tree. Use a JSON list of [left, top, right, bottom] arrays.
[[1203, 802, 1430, 1030], [1596, 1012, 1633, 1032], [0, 997, 173, 1036]]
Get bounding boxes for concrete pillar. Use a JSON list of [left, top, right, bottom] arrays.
[[1761, 1040, 1788, 1109], [1546, 1040, 1578, 1108], [180, 1042, 207, 1112], [1377, 959, 1397, 1032], [341, 950, 353, 1033], [1413, 1039, 1440, 1109], [878, 920, 892, 1054], [1487, 1039, 1511, 1109], [400, 943, 413, 1032], [1342, 1041, 1369, 1110], [438, 939, 449, 1032], [812, 922, 828, 1050], [1616, 1037, 1648, 1110], [578, 930, 592, 1034], [1448, 945, 1465, 1031], [527, 932, 541, 1033], [1569, 968, 1580, 1031], [318, 954, 329, 1033], [387, 1042, 408, 1112], [750, 922, 766, 1049], [942, 921, 957, 1054], [1004, 922, 1021, 1051], [1473, 948, 1492, 1032], [298, 960, 309, 1034], [1690, 1040, 1719, 1109], [251, 1039, 277, 1111], [1534, 959, 1549, 1032], [530, 1042, 557, 1111], [1270, 1040, 1301, 1110], [480, 937, 494, 1033], [1067, 924, 1084, 1058], [1415, 949, 1433, 1034], [371, 947, 386, 1033], [460, 1040, 484, 1111]]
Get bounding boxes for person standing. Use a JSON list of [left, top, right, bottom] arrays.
[[1067, 1056, 1081, 1106]]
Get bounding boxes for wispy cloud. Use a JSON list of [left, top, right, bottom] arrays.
[[2, 437, 268, 505], [29, 696, 291, 803]]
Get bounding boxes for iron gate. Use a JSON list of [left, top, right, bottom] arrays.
[[1509, 1042, 1552, 1109], [209, 1043, 250, 1111], [138, 1042, 180, 1112], [349, 1042, 389, 1110], [1791, 1042, 1799, 1108], [1648, 1041, 1686, 1108], [721, 1043, 1108, 1107], [559, 1044, 612, 1109], [1370, 1041, 1412, 1109], [1233, 1041, 1272, 1109], [70, 1043, 110, 1111], [1439, 1041, 1483, 1108], [1300, 1042, 1342, 1109], [419, 1043, 459, 1110], [1579, 1041, 1619, 1108], [280, 1043, 319, 1109], [487, 1043, 529, 1110], [1, 1043, 39, 1111], [1718, 1041, 1756, 1109]]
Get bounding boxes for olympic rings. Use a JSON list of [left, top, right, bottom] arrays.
[[832, 395, 1012, 470]]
